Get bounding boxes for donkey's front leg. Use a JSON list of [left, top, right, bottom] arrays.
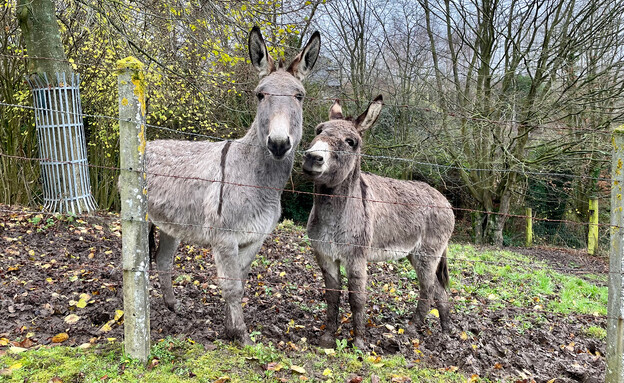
[[346, 257, 368, 350], [315, 251, 341, 348], [214, 242, 252, 345]]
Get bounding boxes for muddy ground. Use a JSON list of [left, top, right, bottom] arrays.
[[0, 206, 607, 382]]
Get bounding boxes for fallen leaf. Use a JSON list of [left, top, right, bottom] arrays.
[[322, 368, 332, 376], [214, 376, 230, 383], [17, 338, 34, 348], [0, 338, 9, 346], [266, 362, 283, 371], [391, 376, 411, 383], [323, 348, 335, 356], [114, 310, 124, 322], [429, 309, 439, 318], [348, 377, 363, 383], [460, 331, 469, 341], [9, 362, 22, 370], [64, 314, 81, 324], [290, 365, 306, 374], [76, 299, 88, 309], [8, 347, 27, 354], [52, 333, 69, 343]]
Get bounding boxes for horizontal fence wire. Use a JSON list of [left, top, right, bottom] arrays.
[[0, 100, 613, 183], [0, 152, 615, 231], [0, 206, 610, 276], [0, 52, 615, 136]]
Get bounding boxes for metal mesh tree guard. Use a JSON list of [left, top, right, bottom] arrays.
[[26, 73, 97, 214]]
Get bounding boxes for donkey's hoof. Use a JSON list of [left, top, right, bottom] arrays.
[[237, 333, 254, 347], [319, 332, 336, 348], [164, 299, 181, 313], [352, 337, 368, 352]]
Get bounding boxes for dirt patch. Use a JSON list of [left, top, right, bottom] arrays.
[[0, 206, 606, 382]]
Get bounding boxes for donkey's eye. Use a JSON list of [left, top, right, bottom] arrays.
[[256, 92, 265, 101], [345, 138, 357, 147], [295, 93, 304, 102]]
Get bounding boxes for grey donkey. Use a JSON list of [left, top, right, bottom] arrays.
[[146, 27, 321, 345], [303, 95, 455, 350]]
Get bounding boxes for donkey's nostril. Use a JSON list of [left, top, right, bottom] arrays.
[[267, 136, 291, 158], [304, 152, 324, 164]]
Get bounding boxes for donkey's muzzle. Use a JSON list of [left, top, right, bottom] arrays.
[[302, 152, 323, 177], [267, 136, 292, 159]]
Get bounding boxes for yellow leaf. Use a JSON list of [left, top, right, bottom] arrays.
[[398, 328, 405, 334], [100, 320, 114, 333], [279, 271, 286, 277], [323, 348, 335, 356], [429, 308, 439, 318], [52, 333, 69, 343], [460, 331, 469, 341], [290, 365, 306, 374], [0, 338, 9, 346], [79, 293, 91, 301], [76, 299, 87, 309], [322, 368, 332, 376], [9, 362, 22, 371], [114, 310, 124, 321]]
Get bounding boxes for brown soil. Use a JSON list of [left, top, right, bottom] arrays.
[[0, 206, 606, 382]]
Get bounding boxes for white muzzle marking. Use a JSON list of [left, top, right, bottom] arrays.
[[268, 113, 290, 145], [306, 140, 330, 173]]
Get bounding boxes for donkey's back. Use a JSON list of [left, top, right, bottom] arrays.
[[146, 139, 226, 244], [361, 172, 454, 262]]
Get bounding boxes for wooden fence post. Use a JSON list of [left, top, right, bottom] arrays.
[[525, 207, 533, 247], [588, 198, 599, 255], [607, 126, 624, 381], [117, 57, 150, 363]]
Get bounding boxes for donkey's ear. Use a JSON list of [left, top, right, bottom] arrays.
[[288, 31, 321, 81], [355, 95, 383, 133], [249, 26, 276, 78], [329, 99, 343, 120]]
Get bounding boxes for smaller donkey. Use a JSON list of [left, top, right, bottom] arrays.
[[303, 96, 455, 349]]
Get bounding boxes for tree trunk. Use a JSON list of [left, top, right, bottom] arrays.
[[17, 0, 71, 75]]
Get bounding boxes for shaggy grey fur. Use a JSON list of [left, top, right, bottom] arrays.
[[145, 27, 320, 344], [303, 95, 455, 350]]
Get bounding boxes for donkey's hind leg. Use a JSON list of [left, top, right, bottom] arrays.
[[154, 230, 181, 312], [408, 248, 450, 332], [315, 251, 342, 348], [408, 250, 436, 329]]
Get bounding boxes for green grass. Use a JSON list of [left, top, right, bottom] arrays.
[[0, 338, 467, 382], [447, 244, 607, 316]]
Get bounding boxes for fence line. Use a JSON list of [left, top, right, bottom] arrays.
[[0, 205, 609, 276], [0, 152, 614, 232], [0, 100, 612, 182], [0, 53, 614, 136]]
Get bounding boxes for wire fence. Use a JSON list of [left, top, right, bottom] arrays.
[[0, 100, 613, 183]]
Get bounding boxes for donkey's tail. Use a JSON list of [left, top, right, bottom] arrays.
[[436, 248, 449, 289], [148, 223, 157, 261]]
